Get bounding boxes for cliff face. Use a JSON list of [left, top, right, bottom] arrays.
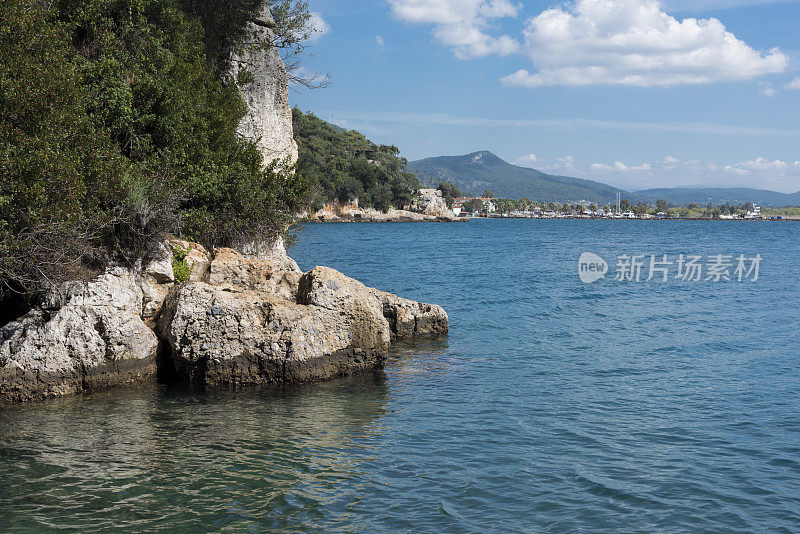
[[228, 4, 298, 166]]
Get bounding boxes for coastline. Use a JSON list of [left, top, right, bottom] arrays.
[[307, 215, 469, 223], [0, 241, 449, 403], [463, 214, 799, 222]]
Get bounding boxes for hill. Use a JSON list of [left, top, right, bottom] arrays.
[[408, 151, 626, 203], [292, 109, 420, 211], [408, 151, 800, 207], [634, 187, 800, 207]]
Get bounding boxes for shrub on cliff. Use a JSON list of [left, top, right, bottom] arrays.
[[0, 0, 310, 298], [0, 0, 127, 292]]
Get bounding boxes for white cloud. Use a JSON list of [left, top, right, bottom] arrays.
[[495, 0, 790, 87], [759, 82, 778, 97], [376, 35, 386, 48], [725, 157, 789, 173], [542, 155, 576, 172], [306, 12, 331, 43], [388, 0, 521, 59], [515, 153, 538, 166], [786, 78, 800, 90], [581, 155, 800, 191], [468, 151, 800, 191]]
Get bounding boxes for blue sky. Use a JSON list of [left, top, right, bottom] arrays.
[[290, 0, 800, 192]]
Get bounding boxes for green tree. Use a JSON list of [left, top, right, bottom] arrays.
[[178, 0, 326, 87], [438, 181, 462, 208], [483, 189, 494, 199], [463, 198, 485, 214]]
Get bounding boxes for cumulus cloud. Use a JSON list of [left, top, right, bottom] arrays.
[[515, 153, 539, 166], [786, 78, 800, 91], [494, 0, 789, 87], [541, 155, 576, 172], [306, 12, 331, 43], [388, 0, 521, 59], [582, 155, 800, 191], [725, 157, 790, 174], [510, 153, 800, 191], [759, 82, 778, 97]]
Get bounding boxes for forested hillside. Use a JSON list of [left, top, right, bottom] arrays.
[[292, 109, 419, 211], [409, 151, 626, 204]]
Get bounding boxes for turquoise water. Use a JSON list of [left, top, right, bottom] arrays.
[[2, 220, 800, 532]]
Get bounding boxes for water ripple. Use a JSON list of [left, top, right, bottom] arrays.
[[1, 220, 799, 532]]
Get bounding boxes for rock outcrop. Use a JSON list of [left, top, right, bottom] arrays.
[[0, 243, 448, 402], [412, 188, 455, 218], [312, 199, 465, 223], [0, 269, 159, 402], [310, 189, 465, 222], [156, 254, 447, 388]]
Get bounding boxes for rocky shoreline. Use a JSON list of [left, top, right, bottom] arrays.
[[309, 189, 469, 223], [0, 241, 448, 403], [0, 3, 455, 405], [311, 209, 467, 223]]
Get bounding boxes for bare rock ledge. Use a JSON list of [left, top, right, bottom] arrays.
[[0, 243, 448, 402]]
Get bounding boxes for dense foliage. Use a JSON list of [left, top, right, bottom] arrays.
[[437, 181, 461, 208], [0, 0, 310, 296], [292, 109, 420, 212]]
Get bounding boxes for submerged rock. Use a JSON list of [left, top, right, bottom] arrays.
[[0, 243, 448, 402]]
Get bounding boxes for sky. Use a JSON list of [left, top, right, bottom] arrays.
[[290, 0, 800, 193]]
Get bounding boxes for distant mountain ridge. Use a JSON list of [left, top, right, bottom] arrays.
[[408, 151, 800, 206], [633, 187, 800, 206], [408, 151, 626, 204]]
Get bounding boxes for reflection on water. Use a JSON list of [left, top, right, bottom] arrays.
[[0, 373, 391, 532]]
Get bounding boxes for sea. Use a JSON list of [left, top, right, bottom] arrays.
[[1, 219, 799, 532]]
